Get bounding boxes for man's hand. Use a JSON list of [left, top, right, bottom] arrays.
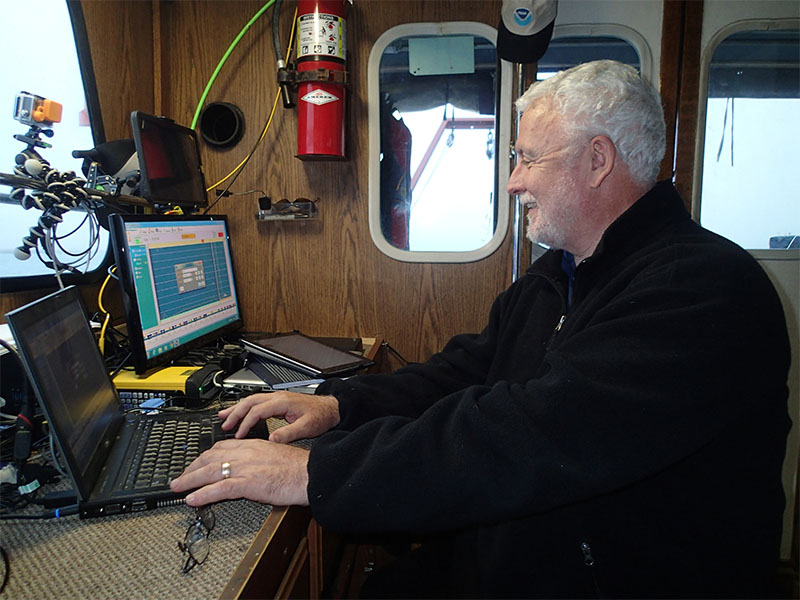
[[219, 391, 340, 443], [169, 438, 310, 507]]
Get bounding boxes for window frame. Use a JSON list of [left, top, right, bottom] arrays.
[[367, 21, 513, 264], [0, 0, 110, 293], [691, 17, 800, 226], [545, 23, 653, 81]]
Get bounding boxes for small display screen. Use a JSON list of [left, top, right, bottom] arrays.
[[242, 333, 373, 376], [109, 213, 243, 373], [132, 111, 208, 208]]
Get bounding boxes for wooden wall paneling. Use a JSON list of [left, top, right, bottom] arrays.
[[658, 0, 683, 183], [153, 0, 511, 363], [81, 0, 156, 140], [657, 0, 704, 211], [672, 0, 703, 212], [0, 1, 512, 365], [152, 0, 163, 114]]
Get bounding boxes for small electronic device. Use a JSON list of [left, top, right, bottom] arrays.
[[112, 366, 202, 409], [108, 213, 243, 374], [131, 110, 208, 208], [13, 91, 62, 126], [240, 332, 373, 377]]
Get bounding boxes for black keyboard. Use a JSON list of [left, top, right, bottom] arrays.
[[121, 414, 267, 490], [122, 416, 221, 490]]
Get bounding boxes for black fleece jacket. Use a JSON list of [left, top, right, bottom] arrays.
[[309, 181, 791, 598]]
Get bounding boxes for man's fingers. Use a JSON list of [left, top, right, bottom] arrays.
[[268, 423, 296, 444], [184, 479, 240, 507], [219, 393, 272, 427]]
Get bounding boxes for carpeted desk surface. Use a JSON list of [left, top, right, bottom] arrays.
[[2, 497, 272, 599]]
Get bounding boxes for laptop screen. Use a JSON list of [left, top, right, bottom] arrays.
[[131, 110, 208, 208], [5, 286, 122, 500], [108, 213, 243, 374]]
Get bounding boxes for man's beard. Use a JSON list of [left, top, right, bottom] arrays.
[[522, 176, 580, 250]]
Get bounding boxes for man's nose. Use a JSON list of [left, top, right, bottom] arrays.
[[506, 163, 525, 196]]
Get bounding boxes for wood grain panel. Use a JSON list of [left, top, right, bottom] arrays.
[[673, 0, 703, 211], [2, 0, 511, 364], [151, 0, 510, 363], [82, 0, 156, 140], [658, 0, 704, 212]]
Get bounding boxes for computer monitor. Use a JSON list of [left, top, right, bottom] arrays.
[[131, 110, 209, 208], [108, 213, 243, 374]]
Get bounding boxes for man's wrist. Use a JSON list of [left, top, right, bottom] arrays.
[[317, 394, 341, 429]]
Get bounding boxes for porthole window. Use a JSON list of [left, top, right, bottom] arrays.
[[368, 22, 512, 263], [698, 27, 800, 249]]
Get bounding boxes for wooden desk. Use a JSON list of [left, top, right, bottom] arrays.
[[224, 505, 320, 599]]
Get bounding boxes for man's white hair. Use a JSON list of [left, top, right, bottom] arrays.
[[517, 60, 666, 186]]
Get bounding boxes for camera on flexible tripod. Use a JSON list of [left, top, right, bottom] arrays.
[[4, 91, 100, 264]]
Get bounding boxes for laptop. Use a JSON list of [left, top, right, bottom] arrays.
[[5, 285, 261, 518], [240, 332, 373, 378], [222, 353, 324, 394]]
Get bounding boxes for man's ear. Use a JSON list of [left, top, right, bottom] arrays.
[[588, 135, 616, 188]]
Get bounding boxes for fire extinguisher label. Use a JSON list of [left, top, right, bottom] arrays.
[[298, 13, 345, 59], [300, 89, 340, 106]]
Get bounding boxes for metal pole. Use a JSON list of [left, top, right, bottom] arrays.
[[511, 63, 526, 282]]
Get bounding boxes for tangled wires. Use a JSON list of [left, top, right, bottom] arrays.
[[4, 145, 106, 284]]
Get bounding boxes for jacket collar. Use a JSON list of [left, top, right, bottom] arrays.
[[526, 180, 689, 279]]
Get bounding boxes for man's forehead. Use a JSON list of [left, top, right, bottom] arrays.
[[521, 98, 560, 129], [516, 100, 563, 151]]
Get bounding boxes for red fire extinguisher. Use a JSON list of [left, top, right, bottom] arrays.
[[295, 0, 349, 160]]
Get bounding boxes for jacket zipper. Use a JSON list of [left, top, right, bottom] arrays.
[[537, 271, 569, 350], [580, 541, 603, 598], [546, 313, 567, 349]]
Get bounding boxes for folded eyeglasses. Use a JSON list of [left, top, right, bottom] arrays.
[[178, 506, 216, 574]]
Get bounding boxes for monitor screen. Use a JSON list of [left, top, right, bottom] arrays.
[[131, 110, 209, 208], [5, 285, 122, 501], [108, 213, 243, 374]]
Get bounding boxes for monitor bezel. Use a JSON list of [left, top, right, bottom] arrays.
[[108, 212, 243, 374], [4, 285, 122, 501], [131, 110, 210, 209]]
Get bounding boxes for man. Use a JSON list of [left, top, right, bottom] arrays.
[[171, 60, 791, 597]]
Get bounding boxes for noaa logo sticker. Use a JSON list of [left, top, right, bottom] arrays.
[[301, 89, 340, 106], [513, 8, 532, 26]]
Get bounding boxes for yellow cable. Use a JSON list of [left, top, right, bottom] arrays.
[[97, 266, 116, 355], [205, 8, 298, 192]]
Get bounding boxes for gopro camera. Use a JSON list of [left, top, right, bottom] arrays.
[[13, 92, 62, 127]]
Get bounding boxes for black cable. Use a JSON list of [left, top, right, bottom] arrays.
[[272, 0, 285, 64], [0, 339, 20, 362], [0, 504, 79, 520], [108, 352, 132, 380], [0, 545, 8, 594], [0, 338, 32, 427], [201, 130, 262, 214], [382, 342, 409, 366]]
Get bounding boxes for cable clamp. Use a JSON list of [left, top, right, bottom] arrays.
[[18, 479, 40, 495]]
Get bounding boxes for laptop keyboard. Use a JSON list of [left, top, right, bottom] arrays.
[[122, 415, 232, 490]]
